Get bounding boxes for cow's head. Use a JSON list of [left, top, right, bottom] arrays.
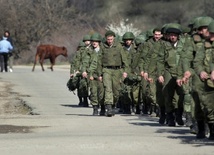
[[62, 46, 68, 57]]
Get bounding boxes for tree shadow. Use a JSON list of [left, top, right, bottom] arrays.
[[127, 115, 214, 146]]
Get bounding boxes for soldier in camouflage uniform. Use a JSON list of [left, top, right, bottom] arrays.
[[81, 33, 105, 115], [120, 32, 142, 114], [191, 20, 214, 140], [97, 30, 129, 117], [70, 35, 91, 107], [157, 23, 185, 127], [143, 28, 166, 123], [138, 31, 154, 115], [181, 17, 213, 139], [70, 41, 86, 106]]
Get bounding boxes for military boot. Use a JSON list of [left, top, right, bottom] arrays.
[[185, 112, 193, 127], [190, 120, 198, 134], [167, 112, 176, 127], [83, 97, 89, 107], [92, 105, 98, 116], [135, 105, 141, 115], [175, 108, 184, 126], [99, 105, 106, 116], [196, 121, 206, 139], [123, 104, 131, 114], [208, 123, 214, 140], [78, 96, 83, 106], [106, 104, 113, 117], [159, 107, 166, 125], [149, 105, 156, 117]]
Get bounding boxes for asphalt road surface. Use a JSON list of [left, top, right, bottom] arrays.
[[0, 65, 213, 155]]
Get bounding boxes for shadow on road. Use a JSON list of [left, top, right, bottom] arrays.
[[127, 115, 214, 146]]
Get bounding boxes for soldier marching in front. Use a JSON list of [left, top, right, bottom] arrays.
[[97, 30, 129, 117]]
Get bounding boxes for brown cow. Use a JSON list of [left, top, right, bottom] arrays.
[[32, 44, 68, 72]]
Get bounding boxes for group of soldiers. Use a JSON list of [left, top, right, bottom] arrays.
[[69, 16, 214, 140]]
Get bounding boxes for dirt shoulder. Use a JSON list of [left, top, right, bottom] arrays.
[[0, 80, 32, 115]]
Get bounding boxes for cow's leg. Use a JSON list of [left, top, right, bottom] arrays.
[[50, 58, 55, 71], [32, 55, 39, 72], [40, 59, 45, 71], [39, 53, 46, 71]]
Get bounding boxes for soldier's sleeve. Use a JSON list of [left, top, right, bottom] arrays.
[[157, 42, 165, 76], [193, 45, 205, 75], [138, 43, 148, 72], [81, 50, 91, 73], [88, 53, 98, 77], [143, 42, 153, 73], [120, 47, 130, 73], [97, 50, 103, 77], [210, 52, 214, 73], [178, 39, 195, 78]]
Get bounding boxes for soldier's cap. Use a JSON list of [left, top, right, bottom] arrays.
[[78, 41, 85, 47], [166, 28, 182, 34], [182, 26, 191, 33], [206, 79, 214, 88], [105, 30, 116, 37]]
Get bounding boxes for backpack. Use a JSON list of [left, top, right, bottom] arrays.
[[66, 76, 79, 92]]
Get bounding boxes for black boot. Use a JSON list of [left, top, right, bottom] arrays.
[[190, 120, 198, 134], [159, 107, 166, 125], [167, 112, 176, 127], [175, 108, 184, 126], [92, 105, 98, 116], [135, 105, 141, 114], [99, 105, 106, 116], [78, 96, 83, 106], [185, 112, 193, 127], [149, 105, 156, 117], [208, 123, 214, 140], [106, 104, 113, 117], [83, 97, 89, 107], [196, 120, 206, 139]]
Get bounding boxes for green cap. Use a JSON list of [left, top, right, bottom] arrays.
[[134, 34, 147, 45], [78, 41, 85, 47], [122, 32, 135, 40], [90, 33, 102, 41], [83, 35, 91, 41], [198, 16, 213, 28], [105, 30, 115, 37], [181, 26, 191, 33], [208, 20, 214, 33], [146, 29, 154, 38], [166, 23, 182, 34]]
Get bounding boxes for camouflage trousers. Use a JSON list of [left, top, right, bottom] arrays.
[[89, 79, 104, 106], [102, 68, 122, 105]]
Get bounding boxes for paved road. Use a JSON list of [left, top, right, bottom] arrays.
[[0, 65, 213, 155]]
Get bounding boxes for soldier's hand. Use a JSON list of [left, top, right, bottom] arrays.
[[98, 76, 103, 82], [182, 77, 189, 84], [184, 71, 191, 79], [158, 76, 164, 84], [148, 78, 153, 83], [176, 79, 183, 87], [200, 71, 208, 80], [211, 71, 214, 81], [82, 72, 88, 78], [89, 76, 94, 80], [140, 71, 144, 77], [70, 74, 74, 78], [123, 72, 128, 78], [144, 73, 148, 80]]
